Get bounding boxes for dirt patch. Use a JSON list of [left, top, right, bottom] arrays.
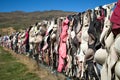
[[1, 27, 16, 35], [4, 48, 66, 80]]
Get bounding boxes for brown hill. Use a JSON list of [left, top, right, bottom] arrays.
[[0, 10, 76, 30]]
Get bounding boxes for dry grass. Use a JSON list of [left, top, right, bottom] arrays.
[[0, 27, 16, 35]]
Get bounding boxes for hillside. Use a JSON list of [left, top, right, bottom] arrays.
[[0, 10, 76, 34]]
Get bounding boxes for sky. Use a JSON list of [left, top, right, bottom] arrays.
[[0, 0, 117, 12]]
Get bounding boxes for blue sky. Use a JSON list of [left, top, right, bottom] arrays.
[[0, 0, 117, 12]]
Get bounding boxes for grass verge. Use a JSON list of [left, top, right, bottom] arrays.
[[0, 46, 40, 80]]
